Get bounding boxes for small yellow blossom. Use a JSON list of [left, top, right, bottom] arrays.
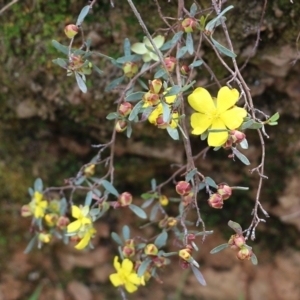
[[67, 205, 92, 233], [29, 191, 48, 219], [131, 35, 165, 62], [109, 256, 145, 293], [188, 86, 247, 147], [75, 226, 96, 250]]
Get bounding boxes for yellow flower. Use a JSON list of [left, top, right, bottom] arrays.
[[67, 205, 91, 233], [29, 191, 48, 219], [75, 226, 96, 250], [188, 86, 247, 147], [131, 35, 165, 62], [109, 256, 145, 293]]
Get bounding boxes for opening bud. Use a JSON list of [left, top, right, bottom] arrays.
[[57, 216, 70, 230], [122, 239, 136, 258], [181, 18, 199, 33], [156, 115, 169, 129], [179, 248, 192, 261], [164, 57, 176, 72], [118, 102, 133, 117], [38, 232, 52, 243], [64, 24, 79, 39], [208, 193, 223, 209], [159, 195, 169, 206], [182, 192, 193, 206], [21, 204, 33, 217], [144, 243, 158, 256], [149, 79, 164, 94], [180, 65, 191, 75], [236, 246, 253, 260], [44, 213, 59, 227], [122, 61, 138, 78], [118, 192, 133, 207], [167, 217, 177, 227], [230, 130, 246, 144], [176, 181, 192, 196], [142, 92, 160, 106], [84, 164, 95, 177], [152, 256, 167, 268], [115, 120, 128, 132], [217, 184, 232, 200]]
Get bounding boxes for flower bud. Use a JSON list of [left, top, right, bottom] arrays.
[[208, 193, 223, 209], [82, 62, 93, 75], [118, 192, 133, 207], [180, 65, 190, 75], [223, 137, 233, 149], [115, 120, 127, 132], [236, 246, 253, 260], [122, 62, 138, 78], [217, 184, 232, 200], [70, 54, 83, 68], [118, 102, 133, 117], [228, 234, 246, 249], [152, 256, 167, 268], [176, 181, 191, 196], [181, 18, 199, 33], [167, 217, 177, 227], [144, 243, 158, 256], [56, 216, 70, 230], [156, 115, 169, 129], [180, 259, 190, 269], [149, 79, 163, 94], [38, 232, 51, 243], [158, 216, 168, 228], [230, 130, 246, 144], [187, 233, 196, 241], [159, 195, 169, 206], [164, 57, 176, 72], [21, 205, 32, 217], [182, 192, 193, 206], [122, 239, 136, 258], [64, 24, 79, 39], [142, 92, 160, 106], [44, 213, 59, 227], [179, 248, 192, 261], [84, 164, 95, 177]]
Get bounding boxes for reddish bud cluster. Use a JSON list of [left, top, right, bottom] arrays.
[[208, 184, 232, 209], [176, 181, 191, 196], [164, 57, 176, 72], [227, 234, 254, 261], [224, 130, 246, 149]]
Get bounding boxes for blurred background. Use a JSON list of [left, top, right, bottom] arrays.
[[1, 0, 300, 299]]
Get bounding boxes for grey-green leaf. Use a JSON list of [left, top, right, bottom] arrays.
[[106, 112, 119, 120], [34, 178, 43, 192], [122, 225, 130, 240], [52, 40, 69, 55], [129, 204, 147, 219], [211, 36, 236, 58], [166, 126, 179, 140], [191, 265, 207, 286], [111, 232, 123, 245], [186, 32, 194, 55], [126, 91, 145, 102], [154, 231, 168, 248], [137, 258, 152, 277], [76, 5, 90, 26], [75, 72, 87, 93], [210, 243, 229, 254], [205, 176, 218, 189], [176, 46, 187, 59], [128, 100, 143, 121], [101, 180, 119, 197], [52, 58, 68, 69], [105, 76, 125, 92], [84, 191, 93, 206], [232, 148, 250, 165], [123, 38, 131, 56]]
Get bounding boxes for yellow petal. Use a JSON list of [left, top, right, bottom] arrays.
[[190, 113, 212, 135], [82, 206, 90, 217], [75, 232, 90, 250], [128, 273, 142, 285], [113, 256, 121, 271], [34, 207, 44, 218], [148, 105, 162, 124], [124, 281, 138, 293], [153, 35, 165, 48], [208, 119, 228, 147], [131, 42, 147, 55], [71, 205, 81, 219], [67, 220, 81, 232], [221, 107, 247, 129], [33, 191, 43, 202], [216, 86, 239, 113], [40, 200, 48, 208], [188, 88, 215, 113], [109, 273, 123, 287], [165, 94, 176, 104], [122, 258, 133, 273]]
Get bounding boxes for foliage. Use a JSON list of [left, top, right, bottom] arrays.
[[18, 1, 280, 299]]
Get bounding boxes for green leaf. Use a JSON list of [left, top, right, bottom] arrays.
[[129, 204, 147, 219], [164, 85, 181, 97], [151, 178, 157, 190], [160, 40, 172, 51], [239, 138, 248, 149], [126, 122, 132, 138], [166, 126, 179, 140], [126, 91, 145, 102], [28, 284, 43, 300], [228, 220, 243, 234], [92, 64, 103, 75], [137, 258, 152, 277], [162, 101, 170, 123], [105, 75, 125, 92], [205, 177, 218, 189], [123, 38, 131, 56], [240, 119, 254, 130], [111, 232, 123, 245], [248, 122, 263, 129], [140, 106, 155, 122], [150, 203, 159, 221], [190, 3, 198, 16], [186, 32, 194, 55], [28, 187, 34, 197], [76, 5, 90, 26], [117, 54, 140, 64], [171, 31, 183, 45], [211, 36, 236, 58], [180, 80, 196, 93], [186, 168, 197, 182], [75, 72, 87, 93], [128, 100, 143, 121], [198, 182, 205, 191], [106, 112, 119, 120], [24, 235, 38, 254], [101, 180, 119, 197], [84, 191, 93, 206], [141, 193, 154, 200], [191, 265, 206, 286], [268, 121, 278, 126], [189, 60, 203, 68], [52, 58, 68, 69], [176, 46, 187, 59], [154, 231, 168, 248], [122, 225, 130, 240], [232, 148, 250, 165], [137, 78, 148, 90], [269, 112, 280, 122], [251, 253, 258, 265], [141, 198, 154, 209], [210, 243, 229, 254], [205, 5, 234, 31], [34, 178, 43, 192], [52, 40, 69, 55], [154, 68, 167, 79], [200, 131, 208, 140]]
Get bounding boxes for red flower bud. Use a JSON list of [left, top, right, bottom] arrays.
[[180, 65, 191, 75], [164, 57, 176, 72], [156, 115, 169, 129], [21, 204, 32, 217], [143, 91, 160, 106], [176, 181, 192, 196], [228, 234, 246, 249], [56, 216, 70, 230], [208, 193, 223, 209], [180, 259, 190, 269], [118, 192, 133, 207], [64, 24, 79, 38], [181, 18, 199, 33], [122, 61, 138, 78], [115, 120, 127, 132], [152, 256, 167, 268], [217, 184, 232, 200], [230, 130, 246, 144], [118, 102, 133, 117]]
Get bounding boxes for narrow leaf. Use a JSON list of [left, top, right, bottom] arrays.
[[176, 46, 187, 59], [239, 138, 248, 149], [154, 68, 167, 79], [129, 204, 147, 219], [141, 198, 154, 209], [211, 36, 236, 58], [166, 126, 179, 140], [210, 243, 229, 254], [52, 40, 69, 55], [105, 76, 125, 92], [52, 58, 68, 69], [76, 5, 90, 26], [228, 220, 243, 234], [150, 203, 159, 221], [111, 232, 123, 245], [205, 5, 234, 31], [117, 54, 140, 64], [205, 177, 218, 189], [34, 178, 43, 192], [154, 231, 168, 248], [92, 64, 103, 75], [122, 225, 130, 240], [162, 101, 170, 123], [248, 122, 263, 129], [269, 112, 280, 122], [186, 168, 197, 182], [137, 258, 152, 277], [190, 3, 198, 16], [186, 32, 194, 55], [191, 265, 207, 286], [126, 122, 132, 138], [240, 119, 254, 130], [24, 235, 38, 254], [126, 91, 145, 102], [75, 72, 87, 93], [232, 148, 250, 165], [251, 253, 258, 265], [101, 180, 119, 197], [151, 178, 157, 190], [123, 38, 131, 56], [128, 100, 143, 121], [164, 85, 181, 97], [84, 191, 93, 206], [171, 31, 183, 45], [106, 112, 119, 120], [189, 60, 203, 68]]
